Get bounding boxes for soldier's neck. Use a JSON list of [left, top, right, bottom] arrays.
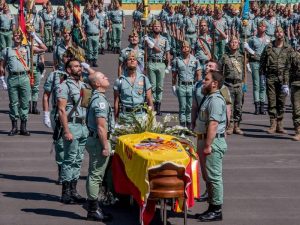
[[97, 87, 106, 93], [257, 32, 266, 38], [275, 40, 284, 48], [127, 70, 136, 78]]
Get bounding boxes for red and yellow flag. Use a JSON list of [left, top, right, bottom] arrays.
[[18, 0, 28, 45]]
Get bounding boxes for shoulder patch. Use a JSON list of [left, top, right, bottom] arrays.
[[99, 102, 106, 109]]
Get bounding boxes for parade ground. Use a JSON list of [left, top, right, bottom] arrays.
[[1, 17, 300, 225]]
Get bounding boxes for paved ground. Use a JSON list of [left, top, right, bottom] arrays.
[[1, 18, 300, 225]]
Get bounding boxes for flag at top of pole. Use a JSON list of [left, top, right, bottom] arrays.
[[242, 0, 250, 20], [18, 0, 28, 45]]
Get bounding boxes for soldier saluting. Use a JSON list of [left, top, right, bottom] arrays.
[[0, 29, 47, 136]]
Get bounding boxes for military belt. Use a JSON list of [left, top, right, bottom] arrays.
[[149, 58, 164, 63], [89, 130, 111, 139], [112, 22, 122, 24], [197, 132, 225, 140], [10, 71, 27, 76], [186, 31, 196, 35], [225, 78, 242, 85], [0, 28, 10, 32], [179, 81, 194, 86], [45, 24, 52, 27], [122, 106, 145, 113], [87, 32, 99, 36], [68, 117, 86, 124]]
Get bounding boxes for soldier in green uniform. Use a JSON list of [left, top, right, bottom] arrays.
[[219, 36, 245, 135], [83, 8, 102, 67], [144, 20, 170, 115], [114, 51, 153, 124], [41, 2, 55, 52], [194, 70, 227, 222], [52, 6, 65, 46], [97, 4, 109, 55], [118, 29, 144, 77], [290, 46, 300, 141], [57, 58, 89, 204], [108, 1, 125, 54], [53, 28, 72, 70], [260, 26, 293, 134], [245, 21, 270, 114], [172, 41, 201, 128], [0, 3, 15, 52], [0, 30, 47, 136], [182, 6, 199, 51], [85, 71, 113, 222]]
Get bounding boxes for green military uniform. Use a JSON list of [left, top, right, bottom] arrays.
[[0, 12, 15, 52], [86, 89, 114, 200], [265, 17, 278, 40], [83, 16, 102, 62], [260, 40, 293, 131], [109, 9, 124, 50], [1, 46, 31, 122], [196, 90, 227, 207], [194, 35, 213, 66], [30, 13, 44, 38], [172, 53, 201, 126], [182, 15, 198, 49], [41, 11, 55, 50], [113, 71, 151, 123], [248, 34, 271, 109], [210, 18, 228, 60], [52, 16, 64, 45], [43, 70, 68, 168], [219, 50, 244, 134], [146, 34, 170, 105], [57, 77, 89, 182], [54, 41, 69, 70], [97, 11, 108, 52], [119, 46, 144, 74], [62, 16, 73, 32], [289, 49, 300, 140]]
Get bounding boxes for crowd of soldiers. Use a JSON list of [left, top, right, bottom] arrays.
[[0, 0, 299, 223]]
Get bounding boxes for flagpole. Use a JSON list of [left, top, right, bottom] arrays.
[[142, 0, 149, 76], [212, 0, 217, 60]]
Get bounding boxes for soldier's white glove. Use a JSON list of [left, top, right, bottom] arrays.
[[244, 42, 255, 55], [43, 111, 51, 128], [172, 85, 177, 97], [246, 63, 252, 73], [81, 62, 90, 70], [0, 76, 7, 90], [144, 35, 155, 49], [225, 37, 229, 44], [165, 65, 171, 74], [31, 32, 43, 45], [281, 84, 289, 96]]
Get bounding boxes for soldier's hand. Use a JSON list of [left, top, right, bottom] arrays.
[[64, 131, 73, 141], [281, 84, 290, 96], [172, 85, 177, 97], [203, 145, 212, 155], [43, 111, 51, 128], [102, 148, 110, 157], [0, 76, 7, 90]]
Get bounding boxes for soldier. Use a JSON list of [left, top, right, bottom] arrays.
[[0, 3, 15, 52], [219, 36, 245, 135], [171, 41, 201, 128], [41, 2, 55, 52], [83, 8, 102, 67], [245, 21, 271, 115], [260, 26, 293, 134], [118, 29, 144, 77], [62, 7, 73, 32], [0, 29, 47, 136], [52, 6, 65, 46], [290, 46, 300, 141], [265, 8, 278, 40], [194, 70, 227, 222], [108, 1, 125, 54], [85, 72, 114, 222], [97, 4, 109, 55], [57, 58, 89, 204], [182, 6, 199, 51], [113, 51, 153, 124], [144, 20, 170, 115]]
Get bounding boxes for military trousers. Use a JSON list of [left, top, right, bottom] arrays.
[[86, 35, 100, 60], [44, 26, 53, 48], [119, 110, 146, 124], [111, 23, 122, 48], [148, 62, 166, 103], [61, 123, 89, 182], [7, 74, 30, 121], [291, 84, 300, 128], [86, 136, 110, 200], [99, 28, 107, 50], [226, 84, 243, 122], [0, 31, 12, 51], [250, 62, 266, 102], [29, 70, 41, 102], [197, 138, 227, 205], [185, 33, 197, 49], [214, 40, 226, 60], [50, 109, 64, 165], [266, 76, 286, 120], [176, 84, 193, 124]]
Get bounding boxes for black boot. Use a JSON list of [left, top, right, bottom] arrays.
[[20, 120, 30, 136], [254, 102, 259, 115], [198, 204, 223, 222], [8, 120, 18, 136], [92, 60, 98, 67], [28, 101, 32, 114], [156, 102, 162, 116], [70, 179, 86, 203], [61, 181, 74, 204], [31, 101, 40, 114], [186, 122, 191, 130], [100, 48, 104, 55], [87, 199, 113, 222], [197, 190, 208, 202], [56, 165, 62, 185], [260, 101, 266, 115], [195, 204, 213, 218], [153, 102, 157, 112]]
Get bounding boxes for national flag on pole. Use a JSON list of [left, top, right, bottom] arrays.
[[73, 0, 83, 47], [242, 0, 250, 20], [18, 0, 28, 45]]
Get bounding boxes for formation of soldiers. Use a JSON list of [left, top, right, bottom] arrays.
[[0, 0, 299, 223]]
